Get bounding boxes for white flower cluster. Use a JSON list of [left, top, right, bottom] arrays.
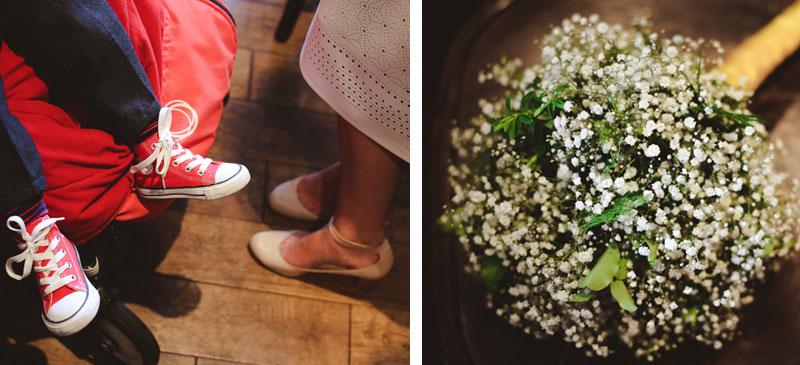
[[443, 15, 800, 360]]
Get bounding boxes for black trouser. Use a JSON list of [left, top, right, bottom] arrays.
[[0, 0, 161, 211]]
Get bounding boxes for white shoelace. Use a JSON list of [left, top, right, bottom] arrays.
[[129, 105, 213, 188], [164, 99, 198, 141], [5, 216, 76, 296]]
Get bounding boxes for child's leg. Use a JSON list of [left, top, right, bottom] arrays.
[[0, 72, 46, 213], [1, 70, 99, 337], [0, 0, 250, 200], [0, 0, 160, 144]]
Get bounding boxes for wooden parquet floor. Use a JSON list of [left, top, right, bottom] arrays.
[[0, 0, 410, 364]]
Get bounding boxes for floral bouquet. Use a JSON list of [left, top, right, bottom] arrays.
[[440, 14, 800, 360]]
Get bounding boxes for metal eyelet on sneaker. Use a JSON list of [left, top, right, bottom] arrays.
[[151, 143, 157, 149], [66, 262, 72, 269], [198, 171, 205, 176], [69, 274, 76, 281], [173, 161, 180, 167], [184, 166, 191, 172]]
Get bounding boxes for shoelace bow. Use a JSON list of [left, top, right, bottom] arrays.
[[129, 105, 213, 188], [5, 216, 75, 295]]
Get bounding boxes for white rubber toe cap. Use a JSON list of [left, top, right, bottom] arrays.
[[249, 231, 306, 277], [45, 291, 88, 323], [214, 163, 243, 182], [44, 283, 100, 336]]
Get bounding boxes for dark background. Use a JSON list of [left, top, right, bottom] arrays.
[[423, 1, 483, 363]]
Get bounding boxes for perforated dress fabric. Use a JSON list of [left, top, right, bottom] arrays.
[[299, 0, 410, 162]]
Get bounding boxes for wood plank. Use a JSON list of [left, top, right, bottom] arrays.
[[210, 100, 339, 168], [113, 209, 409, 306], [227, 0, 315, 57], [120, 275, 350, 365], [230, 48, 253, 100], [1, 280, 199, 365], [181, 154, 267, 223], [197, 357, 249, 364], [249, 51, 335, 114], [2, 337, 89, 365], [350, 303, 410, 365], [161, 352, 199, 365]]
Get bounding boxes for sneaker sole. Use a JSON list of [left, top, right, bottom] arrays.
[[43, 273, 101, 336], [137, 165, 251, 200]]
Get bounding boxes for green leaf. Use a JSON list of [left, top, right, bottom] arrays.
[[481, 256, 507, 291], [553, 84, 570, 93], [505, 97, 511, 112], [647, 239, 658, 266], [437, 208, 465, 235], [579, 244, 620, 291], [493, 116, 511, 132], [683, 307, 698, 326], [543, 120, 554, 129], [520, 114, 533, 125], [763, 242, 775, 256], [533, 102, 548, 117], [610, 280, 638, 312], [536, 110, 552, 121], [521, 91, 535, 109], [696, 52, 703, 88], [570, 291, 593, 302], [615, 258, 629, 280], [580, 194, 645, 232], [525, 145, 546, 167], [711, 105, 765, 126]]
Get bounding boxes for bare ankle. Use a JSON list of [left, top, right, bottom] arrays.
[[297, 164, 340, 215], [331, 217, 385, 247], [297, 176, 323, 215]]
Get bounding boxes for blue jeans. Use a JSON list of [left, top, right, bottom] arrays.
[[0, 0, 161, 211]]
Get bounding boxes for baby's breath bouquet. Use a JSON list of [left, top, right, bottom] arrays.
[[440, 14, 800, 360]]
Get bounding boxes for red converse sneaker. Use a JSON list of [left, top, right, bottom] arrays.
[[130, 106, 250, 200], [5, 215, 100, 336]]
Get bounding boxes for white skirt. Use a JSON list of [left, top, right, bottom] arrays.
[[299, 0, 410, 162]]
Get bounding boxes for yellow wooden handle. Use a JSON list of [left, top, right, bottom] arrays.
[[716, 1, 800, 91]]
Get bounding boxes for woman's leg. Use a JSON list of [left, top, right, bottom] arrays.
[[281, 116, 402, 269], [332, 116, 402, 245], [296, 162, 340, 217]]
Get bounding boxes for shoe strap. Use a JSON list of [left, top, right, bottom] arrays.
[[327, 219, 384, 253]]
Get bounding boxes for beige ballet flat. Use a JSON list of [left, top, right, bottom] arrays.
[[268, 176, 320, 221], [248, 220, 394, 281]]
